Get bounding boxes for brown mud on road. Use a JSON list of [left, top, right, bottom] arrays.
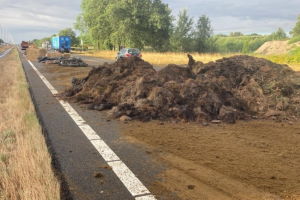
[[40, 56, 300, 199], [122, 120, 300, 200]]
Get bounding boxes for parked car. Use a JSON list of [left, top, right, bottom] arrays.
[[116, 48, 142, 61]]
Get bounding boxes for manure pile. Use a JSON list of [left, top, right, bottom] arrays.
[[63, 55, 300, 123]]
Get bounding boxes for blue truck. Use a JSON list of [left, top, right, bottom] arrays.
[[51, 36, 71, 53]]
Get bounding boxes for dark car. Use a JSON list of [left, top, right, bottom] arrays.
[[116, 48, 142, 61]]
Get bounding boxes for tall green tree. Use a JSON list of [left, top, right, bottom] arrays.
[[194, 14, 214, 53], [74, 0, 172, 51], [270, 28, 287, 40], [146, 0, 173, 51], [80, 0, 111, 49], [292, 14, 300, 37], [170, 7, 194, 52]]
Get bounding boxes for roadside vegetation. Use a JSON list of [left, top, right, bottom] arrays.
[[75, 45, 300, 70], [0, 45, 13, 52], [256, 47, 300, 71], [30, 2, 300, 70], [288, 35, 300, 44], [31, 1, 295, 53], [0, 48, 60, 200], [76, 50, 239, 66], [214, 28, 287, 54]]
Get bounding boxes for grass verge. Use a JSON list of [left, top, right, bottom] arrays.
[[288, 35, 300, 44], [0, 48, 60, 200], [73, 48, 300, 71], [254, 47, 300, 71], [72, 50, 240, 66], [0, 45, 13, 52]]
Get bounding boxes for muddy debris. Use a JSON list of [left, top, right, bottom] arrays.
[[187, 185, 196, 190], [39, 56, 88, 67], [102, 164, 112, 170], [94, 172, 104, 179], [62, 55, 300, 123]]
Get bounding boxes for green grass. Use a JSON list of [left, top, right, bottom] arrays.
[[254, 47, 300, 71], [288, 35, 300, 44]]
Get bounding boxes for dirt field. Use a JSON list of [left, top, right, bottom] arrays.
[[40, 60, 300, 199]]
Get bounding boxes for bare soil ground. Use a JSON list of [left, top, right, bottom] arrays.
[[40, 59, 300, 200], [255, 41, 300, 55], [122, 120, 300, 200]]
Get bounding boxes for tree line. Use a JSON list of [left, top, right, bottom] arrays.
[[32, 0, 300, 53], [74, 1, 216, 52], [74, 0, 172, 51], [215, 28, 288, 53]]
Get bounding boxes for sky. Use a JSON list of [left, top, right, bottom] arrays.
[[0, 0, 299, 44]]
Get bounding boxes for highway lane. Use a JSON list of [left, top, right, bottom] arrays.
[[72, 54, 163, 71], [19, 52, 166, 199]]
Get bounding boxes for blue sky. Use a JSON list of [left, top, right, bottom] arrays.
[[0, 0, 299, 43]]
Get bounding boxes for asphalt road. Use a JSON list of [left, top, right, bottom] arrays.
[[19, 52, 166, 199], [72, 54, 163, 71]]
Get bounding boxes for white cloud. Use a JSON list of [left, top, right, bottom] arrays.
[[164, 0, 300, 34], [0, 0, 81, 42]]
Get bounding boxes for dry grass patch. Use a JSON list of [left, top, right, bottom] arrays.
[[73, 50, 239, 66], [0, 48, 60, 200], [142, 52, 240, 66], [0, 45, 13, 52]]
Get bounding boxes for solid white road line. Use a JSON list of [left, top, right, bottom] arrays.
[[135, 195, 157, 200], [27, 60, 156, 200]]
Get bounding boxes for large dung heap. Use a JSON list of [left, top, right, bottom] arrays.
[[63, 55, 300, 123]]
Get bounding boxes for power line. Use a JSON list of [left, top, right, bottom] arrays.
[[0, 21, 14, 44]]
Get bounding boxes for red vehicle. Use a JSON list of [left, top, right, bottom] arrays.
[[21, 41, 29, 50]]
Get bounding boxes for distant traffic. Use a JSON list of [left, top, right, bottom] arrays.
[[20, 36, 71, 53]]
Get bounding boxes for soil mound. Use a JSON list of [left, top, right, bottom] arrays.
[[254, 40, 300, 55], [62, 55, 300, 123]]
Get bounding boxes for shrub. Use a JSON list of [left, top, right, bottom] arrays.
[[288, 35, 300, 44]]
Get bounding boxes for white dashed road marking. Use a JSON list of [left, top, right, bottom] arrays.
[[27, 60, 156, 200]]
